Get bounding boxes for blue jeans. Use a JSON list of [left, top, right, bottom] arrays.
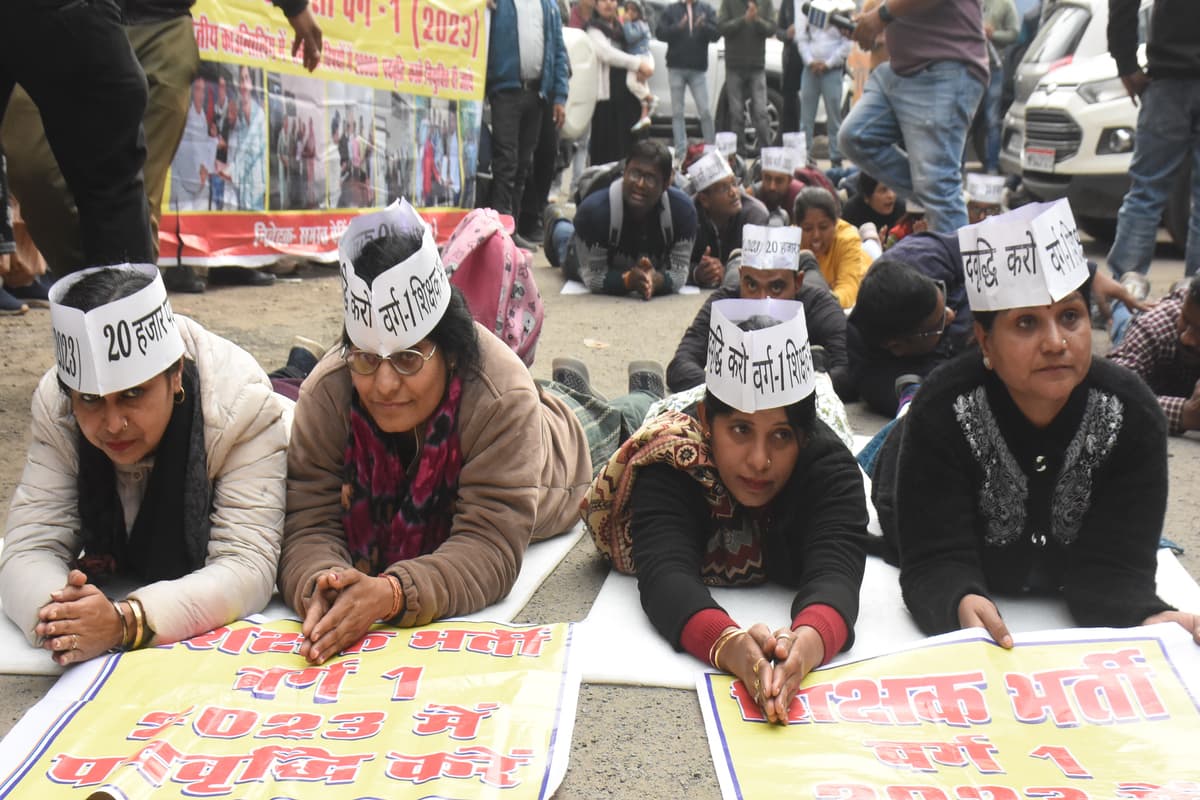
[[669, 67, 715, 159], [1110, 300, 1134, 346], [1106, 78, 1200, 278], [724, 67, 770, 155], [838, 61, 985, 234], [800, 64, 844, 163]]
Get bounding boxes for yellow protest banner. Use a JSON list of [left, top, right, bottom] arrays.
[[0, 619, 577, 799], [700, 627, 1200, 798]]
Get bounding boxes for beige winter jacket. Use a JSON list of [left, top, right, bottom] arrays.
[[279, 323, 591, 626], [0, 316, 291, 647]]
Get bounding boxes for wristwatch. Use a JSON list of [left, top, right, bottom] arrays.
[[877, 2, 895, 23]]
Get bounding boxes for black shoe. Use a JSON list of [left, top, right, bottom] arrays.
[[552, 357, 593, 397], [210, 267, 276, 287], [628, 360, 666, 399], [6, 275, 52, 308], [511, 232, 538, 252], [163, 265, 207, 294]]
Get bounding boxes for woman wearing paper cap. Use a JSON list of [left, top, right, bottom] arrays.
[[0, 264, 291, 665], [584, 298, 869, 722], [280, 200, 594, 664], [874, 201, 1200, 645]]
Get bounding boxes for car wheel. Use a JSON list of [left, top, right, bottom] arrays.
[[714, 87, 784, 155], [1163, 159, 1193, 254], [1077, 215, 1116, 245]]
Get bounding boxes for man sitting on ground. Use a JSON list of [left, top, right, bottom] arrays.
[[667, 224, 853, 397], [688, 149, 767, 288], [749, 146, 804, 225], [1109, 275, 1200, 435], [846, 232, 973, 416], [546, 140, 697, 299]]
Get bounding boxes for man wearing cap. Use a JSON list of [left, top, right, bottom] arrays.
[[1109, 274, 1200, 435], [485, 0, 570, 246], [964, 172, 1006, 224], [688, 149, 769, 287], [669, 224, 852, 396], [549, 140, 698, 298], [718, 0, 776, 156], [838, 0, 988, 234], [750, 146, 804, 225]]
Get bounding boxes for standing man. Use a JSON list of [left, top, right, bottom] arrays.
[[486, 0, 569, 249], [718, 0, 776, 156], [1104, 0, 1199, 279], [658, 0, 721, 160], [978, 0, 1018, 174], [796, 7, 852, 169], [838, 0, 987, 234]]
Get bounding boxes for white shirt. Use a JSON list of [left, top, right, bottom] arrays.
[[515, 0, 545, 83]]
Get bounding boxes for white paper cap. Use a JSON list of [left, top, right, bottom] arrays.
[[339, 199, 451, 353], [715, 132, 738, 157], [705, 298, 815, 412], [781, 131, 808, 167], [958, 198, 1090, 312], [49, 264, 185, 396], [760, 147, 797, 177], [741, 224, 805, 271], [688, 150, 735, 193], [965, 173, 1006, 206]]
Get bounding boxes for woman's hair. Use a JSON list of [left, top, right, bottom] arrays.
[[793, 185, 840, 223], [343, 229, 482, 377], [1189, 274, 1200, 304], [973, 271, 1095, 333], [56, 268, 184, 394], [857, 172, 879, 198], [849, 258, 940, 346], [702, 314, 818, 437]]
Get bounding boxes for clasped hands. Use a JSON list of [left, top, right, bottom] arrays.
[[714, 623, 824, 724], [36, 569, 124, 666], [300, 567, 400, 664]]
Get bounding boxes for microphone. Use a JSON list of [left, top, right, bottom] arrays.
[[800, 1, 856, 34]]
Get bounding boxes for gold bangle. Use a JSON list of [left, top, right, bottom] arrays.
[[711, 629, 745, 672], [708, 627, 739, 667], [110, 599, 130, 650], [381, 574, 403, 622], [128, 598, 147, 649]]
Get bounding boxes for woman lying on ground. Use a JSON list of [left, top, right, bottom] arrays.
[[794, 186, 871, 309], [585, 299, 869, 723], [872, 226, 1200, 645], [0, 264, 291, 665], [279, 200, 667, 664]]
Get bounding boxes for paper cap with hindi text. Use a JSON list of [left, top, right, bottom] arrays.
[[781, 131, 808, 167], [965, 173, 1006, 206], [339, 199, 451, 354], [760, 147, 797, 177], [688, 150, 735, 193], [957, 198, 1090, 312], [49, 263, 185, 397], [705, 298, 815, 412], [741, 224, 804, 271], [715, 131, 738, 157]]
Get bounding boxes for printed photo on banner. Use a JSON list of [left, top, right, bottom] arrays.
[[414, 96, 465, 209], [327, 82, 383, 209], [384, 93, 419, 206], [698, 626, 1200, 800], [268, 72, 327, 211]]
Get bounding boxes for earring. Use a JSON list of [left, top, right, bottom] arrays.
[[982, 356, 992, 370], [175, 386, 186, 406]]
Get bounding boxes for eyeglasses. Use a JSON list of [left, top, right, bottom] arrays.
[[908, 280, 949, 340], [343, 344, 438, 376]]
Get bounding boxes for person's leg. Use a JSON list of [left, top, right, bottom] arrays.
[[688, 67, 715, 145], [488, 90, 523, 215], [724, 69, 749, 151], [799, 65, 820, 165], [518, 99, 558, 237], [549, 218, 575, 269], [748, 69, 770, 152], [983, 67, 1004, 173], [669, 68, 688, 156], [821, 67, 845, 164], [837, 64, 910, 196], [510, 90, 544, 225], [131, 16, 201, 262], [1185, 84, 1200, 278], [1109, 300, 1133, 346], [1107, 79, 1196, 276], [889, 61, 984, 233], [13, 0, 152, 269], [570, 122, 591, 197]]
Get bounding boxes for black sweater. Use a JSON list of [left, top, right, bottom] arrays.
[[656, 0, 722, 71], [667, 283, 851, 396], [627, 419, 868, 651], [878, 353, 1172, 635]]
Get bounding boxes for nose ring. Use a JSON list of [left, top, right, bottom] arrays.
[[122, 418, 129, 431], [766, 458, 772, 469], [1062, 338, 1068, 348]]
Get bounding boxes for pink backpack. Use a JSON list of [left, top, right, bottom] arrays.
[[441, 209, 544, 367]]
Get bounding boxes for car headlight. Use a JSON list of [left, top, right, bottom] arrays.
[[1077, 77, 1129, 104], [1097, 127, 1136, 155]]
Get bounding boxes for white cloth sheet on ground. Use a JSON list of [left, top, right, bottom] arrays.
[[0, 522, 585, 677], [560, 279, 700, 295]]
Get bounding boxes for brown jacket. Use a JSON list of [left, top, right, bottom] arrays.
[[279, 324, 591, 625]]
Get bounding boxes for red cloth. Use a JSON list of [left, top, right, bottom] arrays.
[[792, 603, 847, 666], [680, 608, 738, 665]]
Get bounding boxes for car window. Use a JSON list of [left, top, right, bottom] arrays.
[[1023, 5, 1089, 64]]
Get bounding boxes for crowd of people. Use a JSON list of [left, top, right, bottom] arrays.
[[0, 0, 1199, 766]]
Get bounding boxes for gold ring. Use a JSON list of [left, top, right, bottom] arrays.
[[71, 634, 79, 651], [753, 657, 766, 678]]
